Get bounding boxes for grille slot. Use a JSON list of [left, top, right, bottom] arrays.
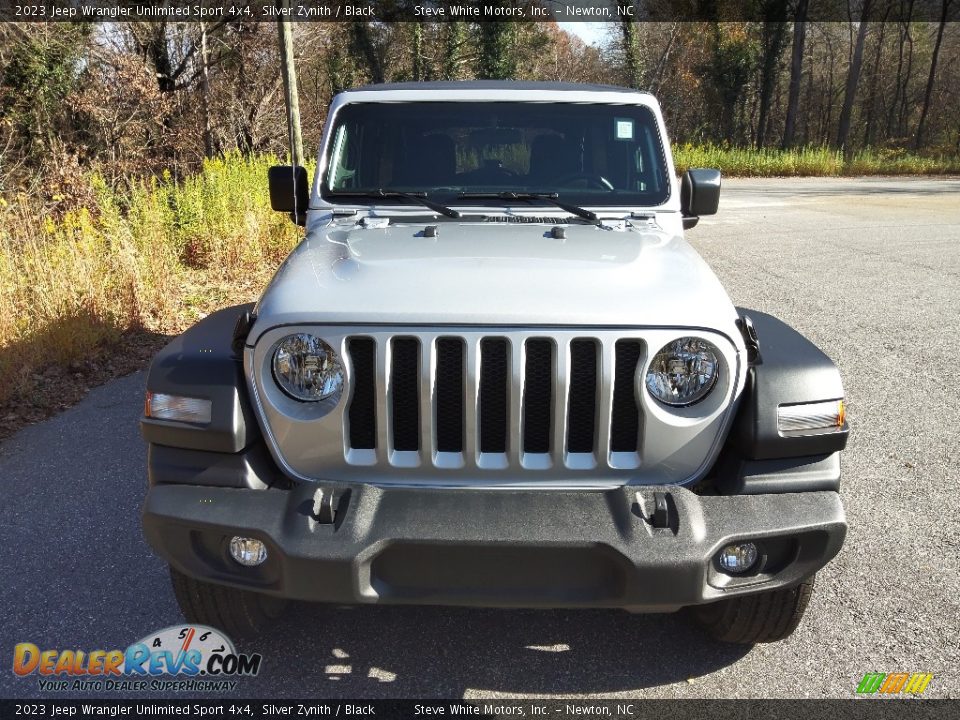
[[523, 339, 553, 454], [566, 339, 598, 453], [479, 338, 509, 454], [391, 338, 420, 452], [435, 338, 465, 453], [610, 340, 644, 453], [347, 337, 377, 450]]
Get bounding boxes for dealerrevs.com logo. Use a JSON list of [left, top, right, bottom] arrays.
[[12, 625, 262, 692]]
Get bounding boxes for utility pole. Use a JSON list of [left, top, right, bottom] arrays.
[[200, 22, 213, 157], [277, 0, 304, 167]]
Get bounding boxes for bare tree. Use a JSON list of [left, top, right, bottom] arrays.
[[646, 23, 680, 96], [349, 23, 384, 84], [442, 22, 470, 80], [478, 19, 518, 79], [861, 6, 891, 146], [618, 0, 642, 89], [756, 2, 790, 148], [885, 0, 915, 138], [915, 0, 953, 149], [411, 22, 425, 81], [836, 1, 873, 151], [782, 0, 809, 148]]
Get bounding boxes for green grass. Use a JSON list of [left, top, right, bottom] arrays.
[[673, 143, 960, 177]]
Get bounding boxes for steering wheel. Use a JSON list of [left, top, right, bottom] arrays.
[[553, 172, 614, 190]]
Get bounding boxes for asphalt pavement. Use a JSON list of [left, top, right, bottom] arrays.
[[1, 177, 958, 700]]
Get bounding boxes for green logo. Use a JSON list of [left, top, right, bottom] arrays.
[[856, 672, 932, 695]]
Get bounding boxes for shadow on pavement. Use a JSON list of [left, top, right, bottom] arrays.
[[235, 601, 751, 697]]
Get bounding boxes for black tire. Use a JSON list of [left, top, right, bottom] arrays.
[[691, 576, 815, 644], [169, 566, 288, 639]]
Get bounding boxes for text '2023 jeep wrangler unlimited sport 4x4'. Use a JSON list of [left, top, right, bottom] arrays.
[[141, 82, 848, 644]]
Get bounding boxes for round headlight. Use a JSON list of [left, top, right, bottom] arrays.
[[272, 334, 344, 403], [645, 337, 720, 407]]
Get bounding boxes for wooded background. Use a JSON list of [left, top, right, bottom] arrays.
[[1, 9, 958, 204], [0, 7, 957, 427]]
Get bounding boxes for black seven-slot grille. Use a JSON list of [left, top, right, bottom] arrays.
[[345, 334, 644, 468]]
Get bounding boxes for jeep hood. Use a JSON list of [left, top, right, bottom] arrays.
[[249, 221, 740, 342]]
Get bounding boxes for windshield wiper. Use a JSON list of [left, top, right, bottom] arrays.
[[458, 191, 599, 224], [329, 189, 460, 218]]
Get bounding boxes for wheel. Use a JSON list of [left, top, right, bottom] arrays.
[[691, 576, 816, 644], [169, 565, 288, 639]]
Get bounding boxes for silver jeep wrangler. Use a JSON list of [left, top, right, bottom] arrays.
[[141, 82, 848, 644]]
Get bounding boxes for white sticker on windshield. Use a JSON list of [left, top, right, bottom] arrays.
[[615, 118, 634, 140]]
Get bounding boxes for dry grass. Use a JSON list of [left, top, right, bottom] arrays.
[[0, 153, 301, 413]]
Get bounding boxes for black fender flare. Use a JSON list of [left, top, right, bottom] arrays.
[[730, 309, 848, 461], [140, 304, 260, 453]]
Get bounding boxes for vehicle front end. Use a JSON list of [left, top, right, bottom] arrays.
[[141, 82, 848, 643]]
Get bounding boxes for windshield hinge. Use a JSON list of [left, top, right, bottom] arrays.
[[736, 315, 762, 364], [360, 217, 390, 229], [627, 212, 661, 231]]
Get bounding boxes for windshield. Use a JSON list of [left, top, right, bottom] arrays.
[[321, 101, 670, 208]]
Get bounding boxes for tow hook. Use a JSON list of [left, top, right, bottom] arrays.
[[635, 490, 673, 529], [652, 492, 670, 528], [311, 488, 337, 524]]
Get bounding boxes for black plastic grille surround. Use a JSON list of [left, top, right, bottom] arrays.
[[566, 339, 598, 453], [391, 338, 420, 451]]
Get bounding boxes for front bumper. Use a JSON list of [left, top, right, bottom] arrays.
[[142, 480, 846, 612]]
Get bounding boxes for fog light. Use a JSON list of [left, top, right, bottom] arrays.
[[229, 537, 267, 567], [718, 542, 758, 573]]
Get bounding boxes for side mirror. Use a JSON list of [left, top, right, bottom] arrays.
[[268, 165, 309, 225], [680, 168, 721, 230]]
